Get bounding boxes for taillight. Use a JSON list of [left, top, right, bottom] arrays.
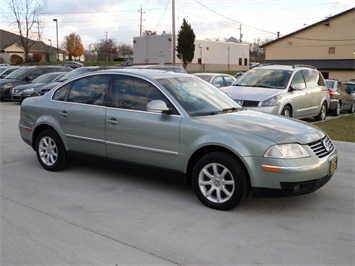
[[327, 88, 334, 96]]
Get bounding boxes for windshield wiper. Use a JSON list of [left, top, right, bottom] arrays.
[[222, 107, 238, 112], [194, 107, 238, 116]]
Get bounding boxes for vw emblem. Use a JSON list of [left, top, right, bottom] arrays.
[[323, 140, 331, 152]]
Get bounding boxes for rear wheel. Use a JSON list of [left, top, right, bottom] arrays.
[[348, 101, 355, 113], [314, 102, 327, 121], [35, 129, 68, 171], [332, 101, 341, 116], [192, 151, 249, 210]]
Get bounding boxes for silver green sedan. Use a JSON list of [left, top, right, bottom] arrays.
[[19, 69, 338, 210]]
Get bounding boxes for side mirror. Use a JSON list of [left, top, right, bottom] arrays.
[[290, 84, 304, 91], [146, 100, 170, 113]]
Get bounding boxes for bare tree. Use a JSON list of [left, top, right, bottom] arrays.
[[94, 38, 118, 62], [248, 38, 271, 63], [6, 0, 47, 62], [117, 44, 133, 60]]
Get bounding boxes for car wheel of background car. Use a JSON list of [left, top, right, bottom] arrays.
[[192, 151, 249, 211], [281, 105, 292, 117], [332, 101, 341, 116], [36, 129, 69, 171], [314, 102, 327, 121], [349, 101, 355, 113]]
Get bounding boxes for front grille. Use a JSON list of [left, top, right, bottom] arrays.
[[280, 175, 332, 195], [308, 135, 335, 158], [241, 100, 259, 107]]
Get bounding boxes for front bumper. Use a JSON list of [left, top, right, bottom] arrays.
[[245, 137, 338, 197], [11, 93, 33, 102]]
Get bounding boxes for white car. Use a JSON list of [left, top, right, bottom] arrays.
[[193, 73, 236, 88]]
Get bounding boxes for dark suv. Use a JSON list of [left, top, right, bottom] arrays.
[[0, 66, 70, 100]]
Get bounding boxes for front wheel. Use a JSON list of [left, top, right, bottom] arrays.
[[192, 152, 249, 210], [35, 129, 68, 171], [348, 101, 355, 113], [314, 102, 327, 121], [281, 105, 292, 117]]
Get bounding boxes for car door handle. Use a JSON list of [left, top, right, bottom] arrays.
[[59, 111, 68, 117], [106, 118, 118, 125]]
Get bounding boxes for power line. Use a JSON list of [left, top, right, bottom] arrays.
[[193, 0, 276, 36], [152, 0, 171, 32]]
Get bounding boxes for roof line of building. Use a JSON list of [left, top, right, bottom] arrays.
[[261, 7, 355, 48]]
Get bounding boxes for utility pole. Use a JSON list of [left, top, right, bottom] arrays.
[[104, 31, 108, 61], [172, 0, 176, 65], [36, 20, 41, 41], [239, 24, 243, 43], [138, 8, 145, 36]]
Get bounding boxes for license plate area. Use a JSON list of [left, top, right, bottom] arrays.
[[329, 157, 337, 176]]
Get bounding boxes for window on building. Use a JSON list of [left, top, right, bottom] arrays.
[[244, 58, 248, 66], [329, 47, 335, 54], [239, 58, 242, 65]]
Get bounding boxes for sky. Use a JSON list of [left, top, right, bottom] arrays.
[[1, 0, 354, 49]]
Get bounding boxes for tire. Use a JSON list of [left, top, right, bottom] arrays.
[[281, 105, 292, 117], [348, 101, 355, 114], [314, 102, 327, 121], [35, 129, 68, 171], [332, 101, 341, 116], [192, 151, 249, 211]]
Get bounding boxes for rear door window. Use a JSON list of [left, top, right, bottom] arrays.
[[301, 69, 319, 87], [53, 75, 110, 105]]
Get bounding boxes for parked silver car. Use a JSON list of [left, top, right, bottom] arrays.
[[192, 73, 236, 88], [221, 64, 330, 121], [19, 69, 338, 210], [325, 79, 355, 116]]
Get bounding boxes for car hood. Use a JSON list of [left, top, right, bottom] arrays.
[[221, 86, 285, 101], [195, 110, 324, 144], [0, 78, 20, 85], [14, 83, 45, 90]]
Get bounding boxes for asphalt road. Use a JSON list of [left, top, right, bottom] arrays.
[[1, 101, 354, 265]]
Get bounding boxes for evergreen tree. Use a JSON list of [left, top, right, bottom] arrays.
[[176, 19, 195, 69]]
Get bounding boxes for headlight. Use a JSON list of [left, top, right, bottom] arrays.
[[3, 83, 14, 89], [264, 144, 309, 158], [262, 95, 281, 106], [23, 88, 35, 93]]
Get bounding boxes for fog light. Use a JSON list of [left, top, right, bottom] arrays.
[[293, 184, 301, 192]]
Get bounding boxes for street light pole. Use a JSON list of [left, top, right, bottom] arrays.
[[53, 19, 59, 61]]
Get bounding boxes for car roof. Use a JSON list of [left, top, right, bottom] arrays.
[[193, 73, 232, 76], [96, 68, 189, 79], [252, 64, 317, 71]]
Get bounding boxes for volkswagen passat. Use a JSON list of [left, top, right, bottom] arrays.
[[19, 69, 338, 210]]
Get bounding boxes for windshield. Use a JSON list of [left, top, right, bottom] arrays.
[[32, 73, 59, 83], [57, 68, 95, 82], [156, 76, 241, 116], [235, 69, 292, 89], [194, 75, 212, 82], [5, 68, 32, 80]]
